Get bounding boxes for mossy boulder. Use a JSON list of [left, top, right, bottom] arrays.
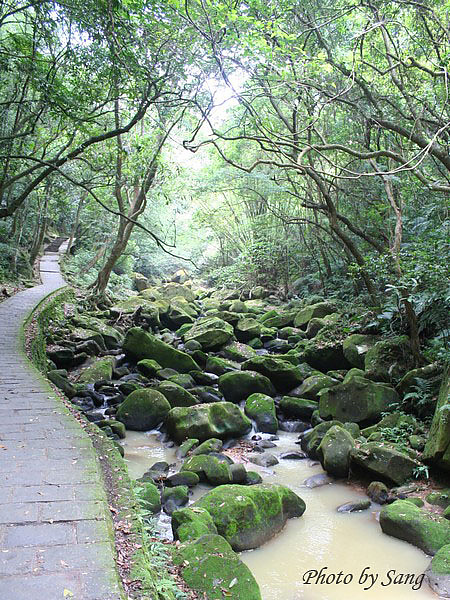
[[290, 374, 339, 401], [172, 507, 218, 542], [380, 500, 450, 555], [426, 544, 450, 597], [218, 370, 275, 403], [47, 369, 78, 398], [423, 365, 450, 473], [166, 471, 200, 488], [426, 490, 450, 509], [361, 412, 422, 438], [161, 485, 189, 514], [205, 356, 240, 376], [182, 454, 233, 486], [72, 315, 123, 348], [160, 282, 196, 302], [294, 302, 337, 328], [194, 483, 306, 551], [192, 438, 223, 455], [174, 534, 262, 600], [123, 327, 199, 373], [221, 341, 257, 363], [279, 396, 318, 420], [300, 421, 343, 459], [111, 297, 161, 327], [351, 442, 420, 485], [157, 381, 198, 408], [77, 356, 115, 383], [317, 425, 355, 478], [97, 419, 126, 439], [137, 481, 161, 514], [166, 402, 252, 443], [319, 376, 399, 425], [136, 359, 162, 378], [184, 316, 234, 351], [241, 356, 304, 393], [343, 334, 378, 369], [235, 318, 262, 342], [260, 311, 295, 329], [245, 393, 278, 434], [364, 335, 414, 382], [116, 388, 170, 431]]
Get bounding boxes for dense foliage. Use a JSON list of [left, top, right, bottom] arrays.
[[0, 0, 448, 360]]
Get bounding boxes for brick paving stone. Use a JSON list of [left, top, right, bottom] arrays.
[[0, 244, 124, 599]]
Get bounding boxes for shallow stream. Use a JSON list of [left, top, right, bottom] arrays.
[[123, 430, 435, 600]]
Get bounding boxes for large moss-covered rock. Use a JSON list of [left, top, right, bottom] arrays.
[[160, 282, 196, 302], [72, 315, 123, 348], [194, 483, 305, 551], [192, 438, 223, 455], [77, 356, 115, 383], [157, 381, 198, 408], [172, 507, 218, 542], [319, 376, 399, 425], [364, 335, 414, 382], [426, 544, 450, 598], [166, 402, 252, 443], [174, 534, 262, 600], [351, 442, 420, 485], [300, 421, 343, 459], [245, 393, 278, 434], [241, 356, 304, 393], [317, 425, 355, 478], [423, 365, 450, 473], [123, 327, 199, 373], [289, 374, 339, 401], [136, 359, 162, 377], [235, 318, 262, 342], [218, 370, 275, 403], [361, 412, 422, 438], [260, 311, 295, 329], [221, 341, 257, 363], [182, 454, 233, 486], [294, 302, 337, 328], [110, 296, 161, 327], [343, 334, 378, 369], [380, 500, 450, 555], [205, 356, 240, 376], [184, 316, 234, 351], [136, 481, 161, 514], [279, 396, 318, 419], [116, 388, 170, 431]]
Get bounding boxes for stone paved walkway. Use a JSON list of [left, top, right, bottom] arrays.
[[0, 244, 124, 600]]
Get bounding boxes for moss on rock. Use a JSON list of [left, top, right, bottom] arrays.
[[123, 327, 199, 373], [194, 483, 305, 551], [174, 534, 262, 600], [218, 370, 275, 403], [244, 393, 278, 434], [380, 500, 450, 555], [167, 402, 252, 443], [116, 388, 170, 431]]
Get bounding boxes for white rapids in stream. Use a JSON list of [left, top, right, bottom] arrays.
[[123, 430, 436, 600]]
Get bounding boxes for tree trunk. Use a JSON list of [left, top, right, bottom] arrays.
[[66, 193, 87, 255]]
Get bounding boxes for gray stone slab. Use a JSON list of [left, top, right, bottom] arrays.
[[0, 503, 40, 524], [0, 572, 83, 600], [0, 546, 38, 576], [2, 522, 76, 547], [39, 500, 106, 522]]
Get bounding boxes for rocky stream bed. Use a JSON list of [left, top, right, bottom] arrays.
[[43, 282, 450, 599]]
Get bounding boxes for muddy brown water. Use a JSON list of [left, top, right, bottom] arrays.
[[123, 431, 436, 600]]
